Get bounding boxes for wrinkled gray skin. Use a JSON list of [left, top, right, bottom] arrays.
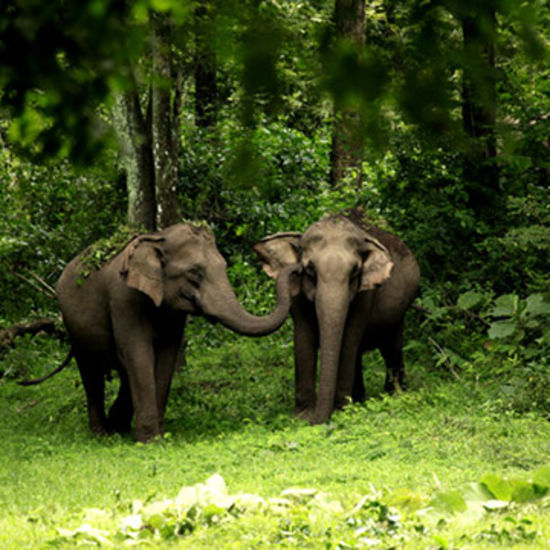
[[254, 213, 420, 425], [57, 223, 296, 443]]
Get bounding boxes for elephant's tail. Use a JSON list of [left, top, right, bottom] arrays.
[[18, 349, 74, 386]]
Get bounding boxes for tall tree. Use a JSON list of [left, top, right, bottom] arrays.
[[329, 0, 366, 188], [461, 6, 499, 218], [151, 10, 181, 229], [113, 79, 156, 231], [194, 0, 218, 128], [113, 10, 183, 231]]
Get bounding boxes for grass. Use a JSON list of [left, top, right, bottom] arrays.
[[1, 320, 550, 548]]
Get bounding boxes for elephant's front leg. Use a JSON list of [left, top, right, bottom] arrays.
[[292, 299, 319, 417], [112, 310, 161, 443], [334, 303, 364, 410], [122, 342, 161, 442], [154, 316, 186, 434]]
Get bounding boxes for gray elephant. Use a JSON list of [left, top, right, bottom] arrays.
[[253, 210, 420, 425], [53, 222, 296, 443]]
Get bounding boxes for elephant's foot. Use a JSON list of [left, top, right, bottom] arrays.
[[134, 416, 163, 444], [87, 409, 109, 437], [106, 415, 132, 435], [107, 404, 133, 434], [295, 405, 331, 425], [334, 393, 354, 411], [294, 407, 316, 423], [89, 421, 109, 437], [384, 371, 406, 394]]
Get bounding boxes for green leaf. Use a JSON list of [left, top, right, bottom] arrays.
[[532, 465, 550, 491], [386, 487, 424, 511], [524, 294, 550, 317], [429, 491, 467, 514], [480, 473, 513, 501], [488, 320, 517, 339], [457, 291, 484, 310], [510, 480, 537, 503], [490, 294, 519, 318], [462, 482, 493, 504]]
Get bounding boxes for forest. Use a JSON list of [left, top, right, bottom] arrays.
[[1, 0, 550, 547]]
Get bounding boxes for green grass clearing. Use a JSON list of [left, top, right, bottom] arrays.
[[1, 326, 549, 548]]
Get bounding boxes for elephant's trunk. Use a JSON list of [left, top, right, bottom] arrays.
[[311, 283, 349, 424], [202, 264, 297, 336]]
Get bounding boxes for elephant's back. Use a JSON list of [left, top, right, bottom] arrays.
[[56, 254, 112, 350]]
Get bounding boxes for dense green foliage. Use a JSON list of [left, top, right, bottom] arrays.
[[1, 0, 549, 547]]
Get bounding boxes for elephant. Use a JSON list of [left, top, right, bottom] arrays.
[[54, 222, 297, 443], [253, 209, 420, 425]]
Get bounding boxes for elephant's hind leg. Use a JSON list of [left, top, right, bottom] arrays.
[[74, 348, 108, 435], [351, 353, 366, 403], [107, 367, 134, 434], [380, 322, 405, 393]]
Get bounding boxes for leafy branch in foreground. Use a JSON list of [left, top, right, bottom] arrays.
[[52, 467, 550, 548]]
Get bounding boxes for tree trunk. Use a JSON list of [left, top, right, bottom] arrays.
[[151, 10, 181, 229], [330, 0, 365, 188], [113, 84, 156, 231], [461, 9, 499, 220], [194, 1, 218, 128]]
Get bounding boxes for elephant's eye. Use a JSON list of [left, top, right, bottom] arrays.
[[350, 264, 361, 280], [186, 266, 204, 285]]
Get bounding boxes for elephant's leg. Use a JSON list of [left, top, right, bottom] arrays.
[[292, 300, 319, 417], [107, 367, 134, 434], [154, 317, 186, 434], [111, 311, 160, 443], [380, 322, 405, 393], [74, 349, 108, 435], [334, 305, 364, 410], [351, 353, 366, 403], [124, 343, 160, 442]]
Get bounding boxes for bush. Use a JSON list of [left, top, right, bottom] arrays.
[[413, 287, 550, 414], [0, 151, 124, 320]]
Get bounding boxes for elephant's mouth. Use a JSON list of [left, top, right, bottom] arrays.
[[202, 313, 219, 325], [179, 290, 200, 312], [180, 291, 217, 323]]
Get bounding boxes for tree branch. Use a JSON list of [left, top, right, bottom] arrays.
[[0, 318, 61, 349]]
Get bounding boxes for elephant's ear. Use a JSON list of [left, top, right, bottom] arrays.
[[360, 236, 394, 291], [120, 236, 165, 307], [253, 232, 302, 297], [253, 232, 301, 278]]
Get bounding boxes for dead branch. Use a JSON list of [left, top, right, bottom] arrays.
[[428, 336, 462, 381], [0, 318, 59, 348], [25, 270, 56, 297], [13, 271, 56, 299]]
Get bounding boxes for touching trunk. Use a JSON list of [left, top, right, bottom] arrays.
[[204, 265, 297, 336], [312, 284, 349, 424]]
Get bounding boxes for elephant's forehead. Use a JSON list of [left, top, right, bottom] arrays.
[[163, 225, 215, 250], [302, 218, 363, 249]]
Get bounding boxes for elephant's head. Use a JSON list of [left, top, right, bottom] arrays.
[[254, 214, 394, 422], [120, 222, 296, 336]]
